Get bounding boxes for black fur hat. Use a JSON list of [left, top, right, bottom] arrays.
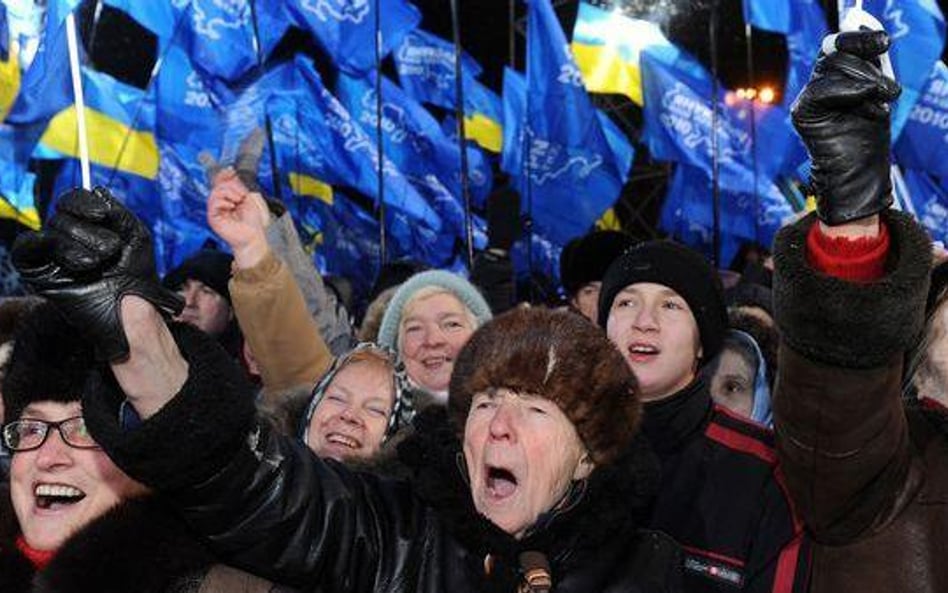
[[559, 231, 638, 297], [2, 303, 95, 422], [449, 307, 640, 466]]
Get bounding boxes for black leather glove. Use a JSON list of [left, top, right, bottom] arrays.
[[12, 187, 183, 362], [790, 30, 901, 225], [486, 186, 522, 252]]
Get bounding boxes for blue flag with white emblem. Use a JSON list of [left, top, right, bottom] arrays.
[[503, 0, 632, 245], [393, 28, 482, 109], [896, 61, 948, 178], [841, 0, 946, 141], [336, 71, 492, 244], [283, 0, 421, 75], [901, 167, 948, 245]]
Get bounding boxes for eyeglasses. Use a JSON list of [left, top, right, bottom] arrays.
[[2, 416, 100, 452]]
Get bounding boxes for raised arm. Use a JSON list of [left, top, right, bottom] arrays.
[[207, 169, 333, 398], [773, 30, 931, 543]]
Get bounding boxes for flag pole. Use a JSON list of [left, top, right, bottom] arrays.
[[509, 0, 516, 68], [709, 0, 721, 267], [65, 11, 91, 190], [374, 0, 388, 265], [745, 22, 760, 244], [449, 0, 474, 269], [248, 0, 284, 202]]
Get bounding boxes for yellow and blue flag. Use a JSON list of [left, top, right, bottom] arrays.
[[503, 0, 636, 246], [283, 0, 421, 75], [35, 66, 158, 181], [570, 1, 675, 106], [0, 122, 41, 229], [4, 0, 80, 125]]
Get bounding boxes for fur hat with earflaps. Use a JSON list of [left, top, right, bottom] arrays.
[[449, 307, 640, 466], [2, 302, 96, 422]]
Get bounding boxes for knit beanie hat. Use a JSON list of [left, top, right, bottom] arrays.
[[449, 307, 641, 466], [377, 270, 492, 351], [2, 303, 95, 422], [559, 230, 639, 297], [162, 250, 234, 305], [598, 240, 728, 363]]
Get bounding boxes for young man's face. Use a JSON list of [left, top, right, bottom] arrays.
[[10, 401, 145, 551], [605, 283, 702, 401], [174, 278, 233, 337]]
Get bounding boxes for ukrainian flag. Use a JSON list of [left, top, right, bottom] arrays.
[[463, 77, 504, 153], [0, 40, 19, 121], [37, 66, 158, 180], [571, 1, 674, 106]]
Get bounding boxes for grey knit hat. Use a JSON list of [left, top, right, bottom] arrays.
[[377, 270, 492, 351]]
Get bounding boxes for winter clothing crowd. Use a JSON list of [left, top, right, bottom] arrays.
[[1, 29, 946, 593]]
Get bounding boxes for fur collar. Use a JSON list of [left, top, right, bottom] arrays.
[[0, 485, 34, 593], [395, 407, 660, 589], [33, 497, 215, 593]]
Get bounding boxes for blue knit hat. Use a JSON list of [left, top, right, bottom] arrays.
[[377, 270, 492, 351]]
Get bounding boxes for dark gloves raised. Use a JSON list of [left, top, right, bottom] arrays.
[[12, 187, 183, 361], [790, 30, 901, 225]]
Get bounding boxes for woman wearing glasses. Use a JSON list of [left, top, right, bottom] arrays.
[[0, 304, 296, 593]]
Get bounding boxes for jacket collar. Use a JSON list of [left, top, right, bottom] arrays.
[[642, 377, 712, 454]]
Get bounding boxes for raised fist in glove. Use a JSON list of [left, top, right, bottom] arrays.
[[12, 187, 183, 361], [791, 30, 901, 225]]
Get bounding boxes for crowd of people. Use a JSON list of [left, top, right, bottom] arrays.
[[0, 28, 946, 593]]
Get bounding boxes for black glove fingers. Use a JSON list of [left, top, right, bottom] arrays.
[[56, 187, 111, 223], [11, 231, 57, 270], [833, 30, 890, 61], [48, 213, 124, 272]]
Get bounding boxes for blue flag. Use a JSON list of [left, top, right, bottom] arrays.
[[896, 61, 948, 178], [660, 163, 795, 265], [901, 167, 948, 245], [743, 0, 791, 33], [284, 0, 421, 75], [336, 72, 492, 240], [503, 0, 633, 245], [394, 28, 482, 109], [4, 0, 80, 125], [842, 0, 946, 141], [641, 47, 790, 192], [103, 0, 287, 100]]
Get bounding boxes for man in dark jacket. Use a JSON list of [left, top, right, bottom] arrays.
[[768, 29, 948, 592], [598, 241, 807, 592], [11, 198, 683, 592]]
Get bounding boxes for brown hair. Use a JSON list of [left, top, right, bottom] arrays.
[[449, 307, 640, 466]]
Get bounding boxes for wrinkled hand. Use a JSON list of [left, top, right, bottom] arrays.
[[791, 30, 901, 225], [12, 187, 183, 361], [206, 167, 271, 268]]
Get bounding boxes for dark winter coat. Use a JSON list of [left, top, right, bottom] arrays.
[[641, 378, 808, 593], [82, 324, 683, 593], [0, 483, 293, 593], [772, 210, 948, 593]]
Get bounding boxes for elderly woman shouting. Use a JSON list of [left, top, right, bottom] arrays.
[[11, 188, 681, 592]]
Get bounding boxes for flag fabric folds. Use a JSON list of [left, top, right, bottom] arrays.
[[742, 0, 791, 34], [503, 0, 634, 246], [570, 1, 675, 106], [896, 61, 948, 178], [36, 66, 159, 180], [900, 167, 948, 245], [849, 0, 946, 141], [394, 28, 482, 108], [283, 0, 421, 75]]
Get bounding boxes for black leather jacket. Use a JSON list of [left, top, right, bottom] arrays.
[[84, 325, 683, 593]]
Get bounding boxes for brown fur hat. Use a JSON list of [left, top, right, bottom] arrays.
[[449, 306, 640, 466]]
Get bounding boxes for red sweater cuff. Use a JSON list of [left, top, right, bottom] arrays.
[[806, 221, 890, 282]]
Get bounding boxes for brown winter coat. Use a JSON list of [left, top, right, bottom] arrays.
[[773, 210, 948, 593]]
